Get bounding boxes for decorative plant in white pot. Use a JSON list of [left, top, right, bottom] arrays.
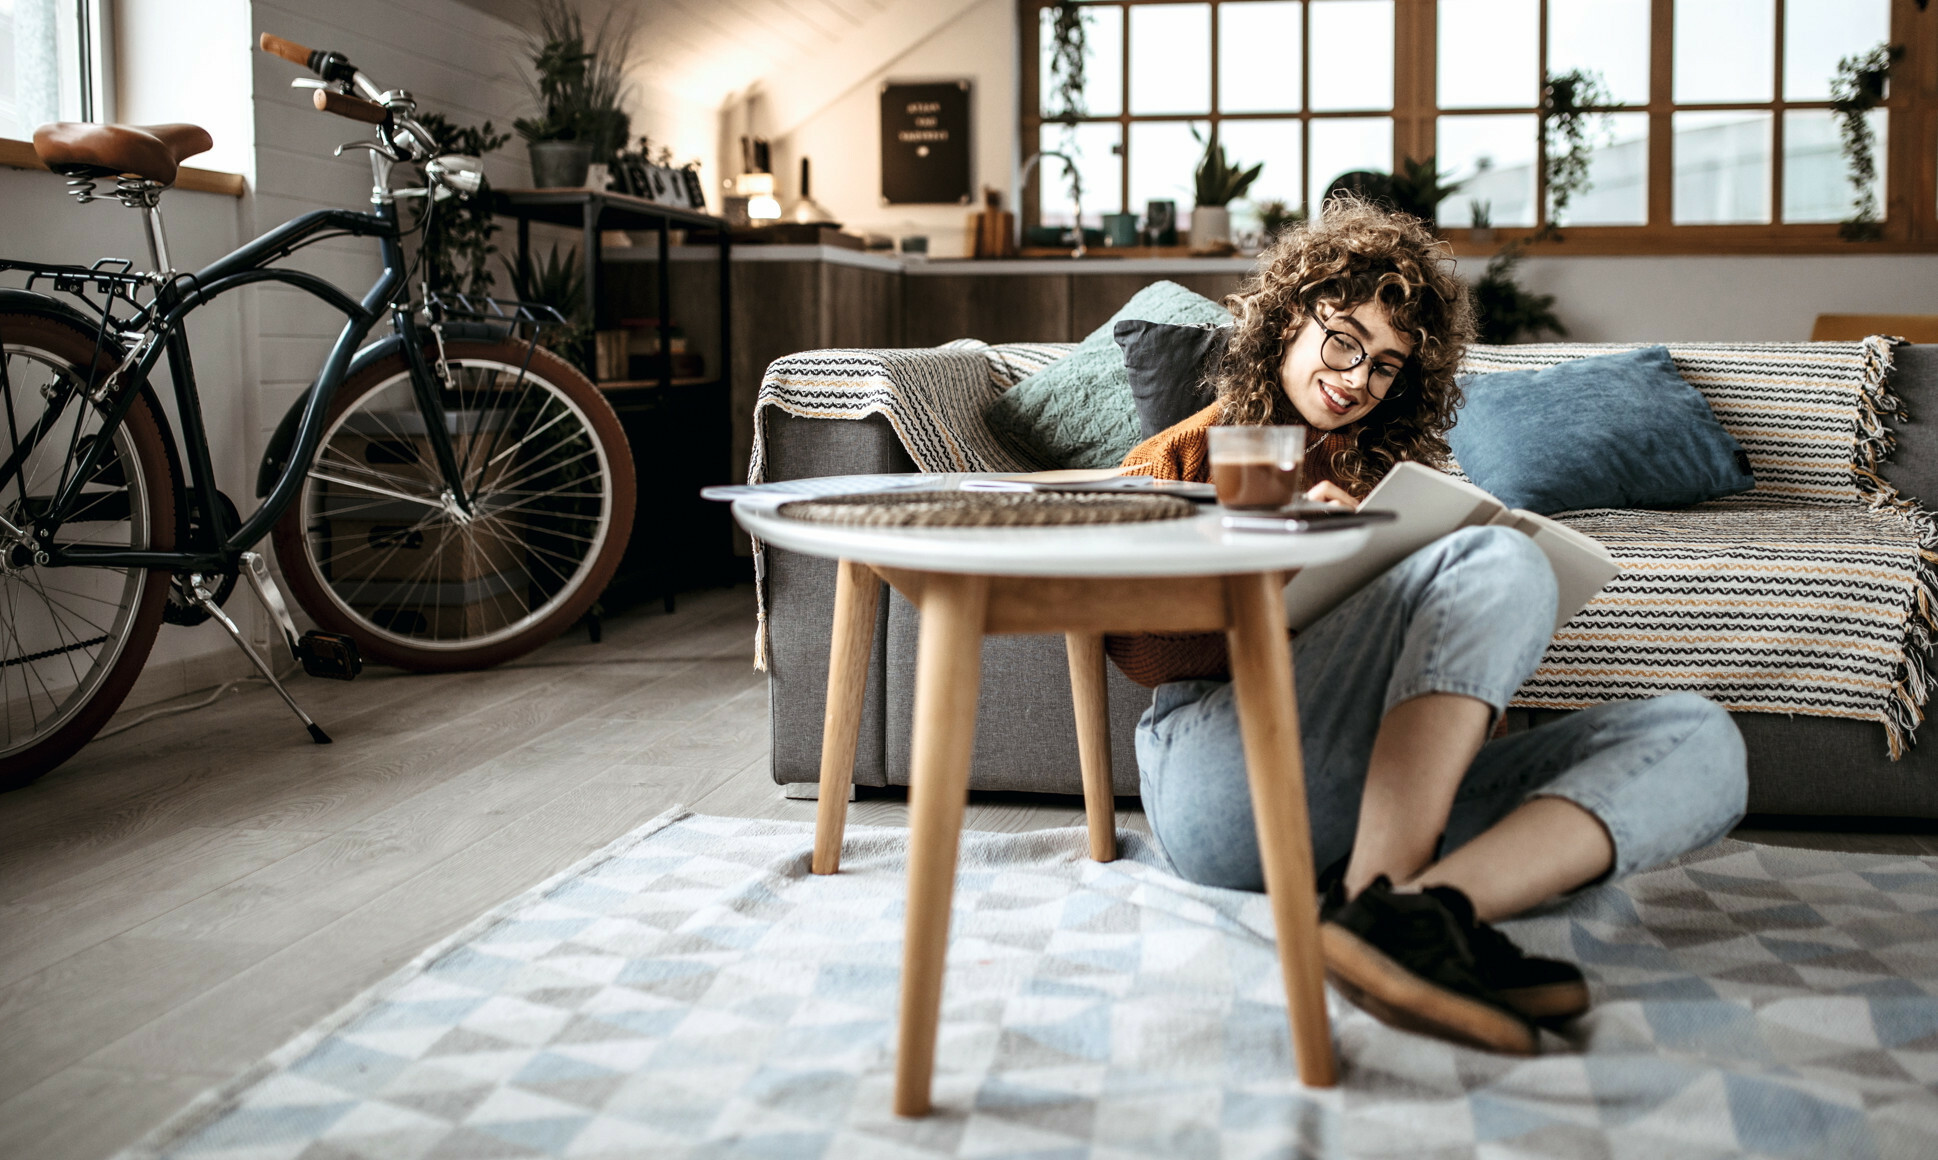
[[1190, 128, 1262, 247], [514, 0, 634, 189]]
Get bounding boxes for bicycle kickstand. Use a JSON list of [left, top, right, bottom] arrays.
[[188, 553, 332, 744]]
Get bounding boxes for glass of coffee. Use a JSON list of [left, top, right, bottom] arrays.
[[1208, 425, 1306, 510]]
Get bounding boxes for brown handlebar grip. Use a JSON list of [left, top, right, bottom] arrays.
[[313, 88, 387, 124], [260, 33, 313, 67]]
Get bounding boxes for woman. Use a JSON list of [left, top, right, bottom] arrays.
[[1116, 199, 1747, 1055]]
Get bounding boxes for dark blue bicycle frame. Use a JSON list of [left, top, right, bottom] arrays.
[[9, 198, 470, 573]]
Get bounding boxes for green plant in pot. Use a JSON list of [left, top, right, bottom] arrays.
[[515, 0, 635, 189], [1386, 155, 1462, 224], [1190, 126, 1262, 247], [501, 243, 590, 364], [409, 113, 512, 296], [1471, 239, 1565, 345]]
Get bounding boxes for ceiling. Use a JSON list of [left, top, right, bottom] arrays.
[[451, 0, 900, 110]]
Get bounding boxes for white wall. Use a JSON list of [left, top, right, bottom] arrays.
[[1508, 255, 1938, 342], [0, 165, 257, 704], [754, 0, 1016, 258]]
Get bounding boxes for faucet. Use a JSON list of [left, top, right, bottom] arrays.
[[1014, 151, 1086, 258]]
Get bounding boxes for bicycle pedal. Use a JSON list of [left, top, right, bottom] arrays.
[[298, 631, 362, 681]]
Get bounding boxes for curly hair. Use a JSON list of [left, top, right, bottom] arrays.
[[1210, 196, 1474, 495]]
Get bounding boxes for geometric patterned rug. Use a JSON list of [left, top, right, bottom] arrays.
[[120, 810, 1938, 1159]]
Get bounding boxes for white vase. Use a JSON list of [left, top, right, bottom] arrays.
[[1191, 205, 1231, 246]]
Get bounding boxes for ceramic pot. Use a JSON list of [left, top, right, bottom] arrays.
[[1192, 205, 1231, 245], [529, 141, 594, 189]]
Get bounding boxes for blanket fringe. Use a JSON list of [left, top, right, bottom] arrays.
[[1851, 335, 1933, 758]]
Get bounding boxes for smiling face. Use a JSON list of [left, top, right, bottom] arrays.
[[1277, 301, 1415, 431]]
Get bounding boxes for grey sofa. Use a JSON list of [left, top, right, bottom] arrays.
[[762, 345, 1938, 819]]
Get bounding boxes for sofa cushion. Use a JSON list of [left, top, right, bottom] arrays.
[[1114, 320, 1228, 438], [983, 281, 1231, 469], [1449, 345, 1755, 514]]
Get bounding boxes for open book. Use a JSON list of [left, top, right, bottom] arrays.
[[1282, 462, 1619, 633]]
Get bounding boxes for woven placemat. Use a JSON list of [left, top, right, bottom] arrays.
[[776, 489, 1196, 527]]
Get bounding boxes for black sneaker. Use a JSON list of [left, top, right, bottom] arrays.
[[1320, 877, 1538, 1055], [1422, 885, 1590, 1021]]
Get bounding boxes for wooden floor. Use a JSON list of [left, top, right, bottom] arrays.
[[0, 584, 1930, 1160]]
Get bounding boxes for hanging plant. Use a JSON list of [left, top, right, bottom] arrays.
[[1540, 68, 1613, 238], [1043, 2, 1089, 212], [1831, 42, 1904, 242]]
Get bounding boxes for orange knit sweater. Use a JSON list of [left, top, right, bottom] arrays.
[[1107, 404, 1353, 687]]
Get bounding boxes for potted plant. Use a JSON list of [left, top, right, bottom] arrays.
[[1385, 154, 1462, 224], [515, 0, 634, 189], [1190, 127, 1263, 246]]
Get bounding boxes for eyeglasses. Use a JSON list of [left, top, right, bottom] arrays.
[[1317, 325, 1408, 401]]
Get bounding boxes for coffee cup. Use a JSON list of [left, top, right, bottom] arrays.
[[1208, 425, 1306, 510]]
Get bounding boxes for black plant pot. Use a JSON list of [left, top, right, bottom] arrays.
[[529, 141, 594, 189]]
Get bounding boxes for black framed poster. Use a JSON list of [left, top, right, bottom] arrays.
[[880, 80, 971, 205]]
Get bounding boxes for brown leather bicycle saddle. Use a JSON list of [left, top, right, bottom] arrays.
[[32, 122, 213, 186]]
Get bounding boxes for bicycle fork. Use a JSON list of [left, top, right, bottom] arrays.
[[187, 552, 361, 745]]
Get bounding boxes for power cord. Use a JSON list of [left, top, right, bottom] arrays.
[[93, 666, 292, 740]]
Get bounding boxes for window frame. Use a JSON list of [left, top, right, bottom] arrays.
[[1019, 0, 1938, 255]]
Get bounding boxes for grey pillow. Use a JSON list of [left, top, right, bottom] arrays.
[[1114, 320, 1228, 438], [984, 281, 1232, 468], [1448, 345, 1755, 514]]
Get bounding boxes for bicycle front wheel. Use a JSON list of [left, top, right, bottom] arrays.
[[0, 311, 179, 789], [271, 338, 634, 670]]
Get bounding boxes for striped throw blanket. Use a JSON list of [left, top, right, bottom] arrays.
[[751, 337, 1934, 754]]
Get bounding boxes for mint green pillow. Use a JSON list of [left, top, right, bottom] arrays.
[[985, 280, 1231, 468]]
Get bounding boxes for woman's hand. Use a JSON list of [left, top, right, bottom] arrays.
[[1305, 481, 1360, 511]]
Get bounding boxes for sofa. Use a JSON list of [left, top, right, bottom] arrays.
[[757, 341, 1938, 819]]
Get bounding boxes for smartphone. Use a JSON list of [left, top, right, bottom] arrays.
[[1220, 509, 1399, 534]]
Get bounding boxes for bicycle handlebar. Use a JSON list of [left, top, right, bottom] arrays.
[[259, 33, 311, 68], [312, 89, 387, 125]]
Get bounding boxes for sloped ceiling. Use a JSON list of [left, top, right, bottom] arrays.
[[454, 0, 984, 122]]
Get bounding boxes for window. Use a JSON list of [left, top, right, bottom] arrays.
[[1021, 0, 1938, 252], [0, 0, 103, 140]]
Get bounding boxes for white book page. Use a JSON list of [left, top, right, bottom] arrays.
[[1281, 463, 1502, 630], [1282, 462, 1617, 632]]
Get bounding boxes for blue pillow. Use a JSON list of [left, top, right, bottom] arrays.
[[1447, 346, 1755, 514]]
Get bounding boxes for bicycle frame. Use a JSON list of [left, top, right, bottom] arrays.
[[1, 196, 472, 574]]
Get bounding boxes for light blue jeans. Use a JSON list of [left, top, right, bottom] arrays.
[[1135, 526, 1749, 892]]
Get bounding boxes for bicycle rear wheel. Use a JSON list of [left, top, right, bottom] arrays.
[[271, 338, 634, 670], [0, 311, 178, 789]]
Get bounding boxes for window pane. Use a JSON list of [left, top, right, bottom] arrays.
[[1438, 0, 1538, 110], [1438, 114, 1538, 226], [1673, 110, 1772, 223], [1130, 3, 1211, 115], [1221, 1, 1301, 113], [1783, 0, 1891, 102], [1039, 122, 1124, 226], [0, 0, 85, 138], [1308, 116, 1393, 209], [1309, 0, 1392, 112], [1783, 109, 1884, 223], [1673, 0, 1774, 104], [1216, 118, 1302, 211], [1040, 3, 1122, 118], [1548, 0, 1650, 106], [1558, 111, 1649, 225], [1130, 119, 1206, 213]]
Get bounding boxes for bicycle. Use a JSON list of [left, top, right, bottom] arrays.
[[0, 34, 636, 788]]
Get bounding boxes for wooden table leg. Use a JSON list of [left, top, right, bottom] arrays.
[[812, 559, 880, 875], [894, 572, 989, 1117], [1224, 572, 1338, 1088], [1064, 632, 1118, 862]]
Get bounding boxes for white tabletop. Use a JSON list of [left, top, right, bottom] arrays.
[[734, 490, 1370, 578]]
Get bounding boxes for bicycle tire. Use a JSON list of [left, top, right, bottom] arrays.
[[271, 338, 634, 671], [0, 311, 179, 790]]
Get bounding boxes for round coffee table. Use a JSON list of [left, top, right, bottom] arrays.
[[736, 492, 1372, 1113]]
